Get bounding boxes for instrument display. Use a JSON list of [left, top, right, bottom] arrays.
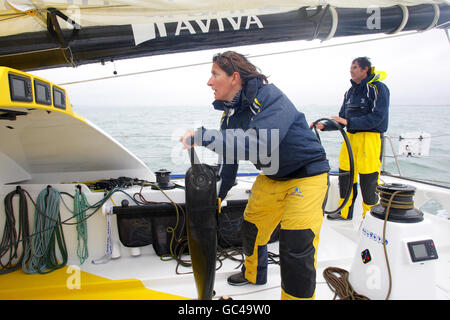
[[9, 73, 32, 102], [34, 79, 52, 105], [7, 71, 66, 110], [407, 239, 438, 263], [53, 86, 66, 109]]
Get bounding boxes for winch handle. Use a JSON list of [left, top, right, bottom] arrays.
[[311, 118, 355, 215], [187, 143, 207, 180]]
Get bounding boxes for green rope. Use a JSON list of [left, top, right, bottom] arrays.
[[74, 188, 89, 264], [22, 186, 68, 274]]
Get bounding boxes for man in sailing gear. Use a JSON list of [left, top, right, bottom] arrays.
[[181, 51, 329, 300], [315, 57, 390, 220]]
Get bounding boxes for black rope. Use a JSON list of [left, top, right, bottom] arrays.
[[0, 187, 31, 274]]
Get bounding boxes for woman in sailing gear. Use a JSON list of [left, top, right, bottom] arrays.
[[181, 51, 330, 300], [315, 57, 390, 220]]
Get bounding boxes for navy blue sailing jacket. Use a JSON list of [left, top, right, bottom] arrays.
[[339, 72, 390, 133], [195, 78, 329, 199]]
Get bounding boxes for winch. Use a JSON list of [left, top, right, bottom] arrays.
[[349, 183, 439, 300]]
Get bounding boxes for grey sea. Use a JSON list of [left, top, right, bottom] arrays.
[[74, 104, 450, 188]]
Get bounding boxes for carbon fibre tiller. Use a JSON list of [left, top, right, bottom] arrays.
[[185, 147, 218, 300]]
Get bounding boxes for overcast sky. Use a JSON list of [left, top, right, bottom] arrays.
[[32, 28, 449, 109]]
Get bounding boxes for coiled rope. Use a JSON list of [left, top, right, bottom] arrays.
[[323, 267, 370, 300], [74, 186, 89, 264], [0, 187, 31, 274], [1, 182, 272, 277], [377, 187, 415, 210], [0, 184, 132, 272], [22, 186, 68, 274]]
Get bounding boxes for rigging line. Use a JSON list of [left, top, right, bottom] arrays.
[[0, 47, 62, 57], [424, 133, 450, 138], [393, 176, 450, 186], [58, 30, 426, 86], [0, 12, 24, 17], [0, 14, 24, 22], [50, 4, 131, 11], [249, 30, 425, 60], [0, 3, 129, 15], [387, 133, 450, 139], [436, 20, 450, 29], [59, 60, 212, 85], [0, 4, 129, 24]]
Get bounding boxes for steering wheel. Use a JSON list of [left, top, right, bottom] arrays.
[[311, 118, 355, 215]]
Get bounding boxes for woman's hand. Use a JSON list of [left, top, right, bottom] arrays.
[[310, 121, 325, 130], [180, 129, 195, 149]]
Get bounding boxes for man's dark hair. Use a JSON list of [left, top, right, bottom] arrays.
[[352, 57, 372, 76]]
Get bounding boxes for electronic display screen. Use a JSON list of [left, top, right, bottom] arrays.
[[411, 244, 427, 259], [13, 79, 26, 97], [34, 80, 51, 105], [53, 87, 66, 109], [407, 239, 438, 262], [9, 73, 32, 102]]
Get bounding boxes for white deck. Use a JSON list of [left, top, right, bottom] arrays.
[[0, 175, 449, 300], [76, 209, 449, 300], [71, 176, 450, 300]]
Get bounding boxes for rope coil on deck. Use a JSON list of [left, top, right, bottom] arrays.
[[323, 267, 370, 300]]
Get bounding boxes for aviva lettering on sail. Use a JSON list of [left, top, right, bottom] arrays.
[[133, 15, 263, 45]]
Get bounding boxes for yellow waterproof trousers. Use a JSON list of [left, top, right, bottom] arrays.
[[338, 131, 382, 219], [242, 173, 328, 300]]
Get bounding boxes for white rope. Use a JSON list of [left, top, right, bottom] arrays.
[[91, 211, 113, 264]]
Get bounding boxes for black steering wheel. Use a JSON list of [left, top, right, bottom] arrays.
[[311, 118, 355, 215]]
